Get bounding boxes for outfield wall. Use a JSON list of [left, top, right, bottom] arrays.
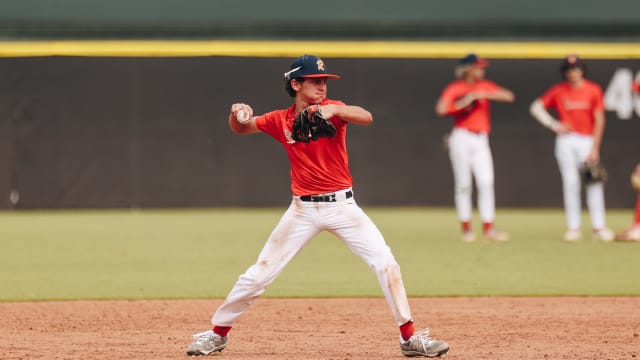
[[1, 0, 639, 40], [0, 42, 639, 209]]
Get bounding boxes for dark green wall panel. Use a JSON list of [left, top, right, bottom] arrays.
[[0, 56, 639, 209]]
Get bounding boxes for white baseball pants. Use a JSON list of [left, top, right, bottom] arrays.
[[555, 133, 607, 230], [448, 128, 496, 223], [211, 189, 413, 327]]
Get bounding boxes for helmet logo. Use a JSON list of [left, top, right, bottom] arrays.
[[316, 59, 325, 71]]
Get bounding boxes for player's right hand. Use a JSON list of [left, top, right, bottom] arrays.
[[553, 122, 572, 135], [231, 103, 253, 124], [453, 93, 478, 113]]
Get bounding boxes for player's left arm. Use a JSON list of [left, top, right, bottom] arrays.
[[316, 104, 373, 126], [587, 86, 607, 163], [473, 87, 515, 103], [587, 109, 605, 163]]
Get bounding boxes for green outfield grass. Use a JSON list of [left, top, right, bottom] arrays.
[[0, 207, 638, 301]]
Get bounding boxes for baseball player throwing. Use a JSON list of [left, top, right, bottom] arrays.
[[435, 54, 514, 242], [186, 55, 449, 358], [530, 55, 614, 242]]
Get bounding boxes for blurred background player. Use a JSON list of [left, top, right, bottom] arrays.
[[615, 82, 640, 242], [186, 55, 449, 358], [617, 78, 640, 241], [435, 54, 515, 242], [632, 80, 640, 94], [615, 163, 640, 242], [530, 55, 614, 242]]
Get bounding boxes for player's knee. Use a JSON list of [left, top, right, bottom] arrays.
[[374, 256, 401, 276], [240, 265, 274, 291], [384, 262, 401, 275], [563, 177, 580, 190], [476, 179, 494, 191], [377, 262, 403, 286], [455, 184, 472, 195]]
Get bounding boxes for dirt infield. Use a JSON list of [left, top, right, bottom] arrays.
[[1, 297, 638, 359]]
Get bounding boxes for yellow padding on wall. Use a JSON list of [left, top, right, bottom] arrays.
[[0, 40, 639, 58]]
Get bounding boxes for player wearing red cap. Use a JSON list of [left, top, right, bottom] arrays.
[[530, 55, 614, 242], [435, 54, 515, 242], [186, 55, 449, 358]]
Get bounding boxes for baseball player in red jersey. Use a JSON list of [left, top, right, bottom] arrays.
[[435, 54, 515, 243], [186, 55, 449, 358], [616, 81, 640, 242], [615, 164, 640, 242], [530, 55, 614, 242]]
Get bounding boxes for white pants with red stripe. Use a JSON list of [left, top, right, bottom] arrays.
[[448, 128, 496, 223], [211, 189, 413, 328], [555, 133, 607, 230]]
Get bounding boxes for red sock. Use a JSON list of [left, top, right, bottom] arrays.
[[634, 196, 640, 225], [213, 326, 231, 337], [400, 321, 415, 341], [461, 221, 471, 232], [483, 222, 493, 233]]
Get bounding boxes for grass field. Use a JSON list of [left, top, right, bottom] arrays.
[[0, 207, 638, 301]]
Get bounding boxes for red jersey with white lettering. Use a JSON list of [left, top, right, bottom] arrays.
[[255, 99, 352, 196], [540, 80, 604, 135], [438, 80, 501, 133]]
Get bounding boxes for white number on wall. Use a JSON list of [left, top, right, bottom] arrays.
[[604, 68, 640, 120]]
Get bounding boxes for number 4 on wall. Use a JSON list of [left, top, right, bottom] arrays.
[[604, 68, 640, 120]]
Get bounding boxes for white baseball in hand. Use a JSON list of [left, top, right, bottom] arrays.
[[236, 109, 250, 124]]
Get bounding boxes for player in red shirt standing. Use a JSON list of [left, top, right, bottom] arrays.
[[435, 54, 515, 242], [615, 163, 640, 242], [615, 77, 640, 242], [186, 55, 449, 358], [530, 55, 614, 242]]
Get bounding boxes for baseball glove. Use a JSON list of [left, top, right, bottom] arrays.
[[580, 161, 608, 184], [291, 106, 337, 144], [631, 167, 640, 193]]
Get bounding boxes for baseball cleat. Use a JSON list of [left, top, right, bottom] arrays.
[[461, 231, 476, 243], [400, 328, 449, 358], [615, 225, 640, 242], [592, 228, 615, 242], [483, 229, 510, 242], [563, 229, 582, 242], [186, 330, 227, 356]]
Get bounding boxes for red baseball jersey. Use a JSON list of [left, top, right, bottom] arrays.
[[540, 80, 604, 135], [438, 80, 501, 133], [255, 99, 353, 196]]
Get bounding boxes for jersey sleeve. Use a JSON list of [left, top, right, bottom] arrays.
[[255, 110, 284, 141], [438, 83, 458, 104], [539, 85, 559, 110], [438, 83, 468, 116], [481, 80, 501, 92]]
